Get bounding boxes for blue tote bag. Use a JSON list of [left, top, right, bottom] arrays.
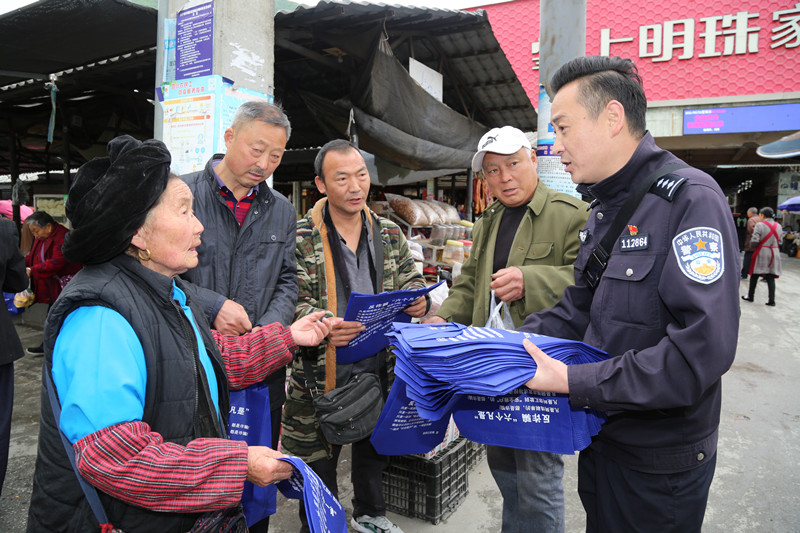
[[228, 383, 276, 527]]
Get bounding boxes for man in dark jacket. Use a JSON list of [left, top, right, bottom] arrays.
[[521, 56, 739, 532], [0, 218, 28, 496], [180, 100, 298, 533]]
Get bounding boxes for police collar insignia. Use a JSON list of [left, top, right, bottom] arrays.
[[650, 175, 688, 201], [672, 227, 724, 284], [579, 228, 591, 244]]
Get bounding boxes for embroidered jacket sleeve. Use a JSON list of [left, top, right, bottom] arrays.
[[214, 324, 296, 390], [74, 421, 247, 512]]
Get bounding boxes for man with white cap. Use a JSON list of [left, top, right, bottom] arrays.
[[426, 126, 588, 533]]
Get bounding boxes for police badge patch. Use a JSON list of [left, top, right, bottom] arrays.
[[672, 227, 724, 284]]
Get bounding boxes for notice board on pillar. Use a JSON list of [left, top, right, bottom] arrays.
[[160, 75, 272, 175]]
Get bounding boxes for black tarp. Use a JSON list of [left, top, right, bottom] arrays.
[[302, 31, 487, 171]]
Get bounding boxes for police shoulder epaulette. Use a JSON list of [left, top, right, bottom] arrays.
[[650, 174, 689, 201]]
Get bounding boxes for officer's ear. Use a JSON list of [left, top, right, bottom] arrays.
[[605, 100, 626, 138]]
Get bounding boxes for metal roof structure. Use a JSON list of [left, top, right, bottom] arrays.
[[0, 0, 536, 184], [273, 0, 536, 152], [0, 0, 158, 177]]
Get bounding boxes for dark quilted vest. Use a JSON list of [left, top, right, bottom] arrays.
[[27, 255, 231, 533]]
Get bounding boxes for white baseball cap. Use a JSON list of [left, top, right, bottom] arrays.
[[471, 126, 532, 173]]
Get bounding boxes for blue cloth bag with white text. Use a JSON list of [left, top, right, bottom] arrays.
[[228, 383, 276, 527]]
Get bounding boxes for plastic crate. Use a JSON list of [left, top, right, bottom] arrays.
[[466, 439, 486, 470], [382, 437, 470, 524]]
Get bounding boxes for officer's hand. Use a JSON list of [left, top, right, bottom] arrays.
[[213, 299, 252, 335], [404, 296, 427, 318], [523, 339, 569, 394], [423, 315, 447, 324], [326, 320, 365, 347], [245, 446, 292, 486], [490, 267, 525, 302], [290, 311, 334, 346]]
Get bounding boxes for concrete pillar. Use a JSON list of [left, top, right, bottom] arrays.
[[539, 0, 586, 93], [211, 1, 274, 91], [155, 0, 275, 140], [536, 0, 586, 198]]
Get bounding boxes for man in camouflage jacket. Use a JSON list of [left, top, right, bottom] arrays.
[[282, 140, 427, 533]]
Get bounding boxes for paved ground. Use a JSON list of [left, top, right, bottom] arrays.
[[2, 254, 799, 532]]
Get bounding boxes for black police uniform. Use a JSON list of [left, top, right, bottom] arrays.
[[519, 133, 740, 532]]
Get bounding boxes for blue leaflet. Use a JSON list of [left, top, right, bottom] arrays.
[[337, 281, 445, 364], [384, 323, 609, 454], [277, 456, 347, 533], [370, 378, 451, 455]]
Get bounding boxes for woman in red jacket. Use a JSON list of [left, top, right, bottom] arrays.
[[24, 211, 81, 354]]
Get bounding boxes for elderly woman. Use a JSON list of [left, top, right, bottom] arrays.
[[741, 206, 782, 306], [27, 136, 333, 532], [24, 210, 82, 354]]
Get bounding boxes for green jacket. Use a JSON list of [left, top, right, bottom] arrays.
[[281, 198, 426, 461], [437, 181, 589, 328]]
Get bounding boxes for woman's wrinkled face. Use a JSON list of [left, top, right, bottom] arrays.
[[132, 179, 204, 278], [29, 223, 53, 240]]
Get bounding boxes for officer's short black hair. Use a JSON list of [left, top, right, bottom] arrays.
[[549, 56, 647, 139], [315, 139, 359, 182], [760, 207, 774, 218]]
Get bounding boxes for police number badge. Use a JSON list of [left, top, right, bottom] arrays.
[[672, 227, 724, 284], [619, 225, 648, 251]]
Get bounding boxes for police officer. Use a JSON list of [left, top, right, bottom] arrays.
[[519, 56, 740, 532]]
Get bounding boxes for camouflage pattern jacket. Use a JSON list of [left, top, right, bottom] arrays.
[[281, 198, 426, 461]]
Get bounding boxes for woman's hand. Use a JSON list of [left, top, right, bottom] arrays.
[[245, 446, 293, 486], [290, 311, 335, 346]]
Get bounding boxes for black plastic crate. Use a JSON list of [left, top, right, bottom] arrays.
[[466, 439, 486, 470], [382, 437, 470, 524]]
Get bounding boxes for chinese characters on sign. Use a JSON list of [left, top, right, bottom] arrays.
[[176, 1, 214, 79], [601, 5, 799, 61], [531, 4, 800, 69]]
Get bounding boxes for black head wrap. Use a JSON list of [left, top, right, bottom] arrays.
[[62, 135, 172, 265]]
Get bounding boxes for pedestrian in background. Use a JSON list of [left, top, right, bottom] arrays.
[[742, 206, 782, 306], [741, 206, 759, 279], [23, 210, 82, 355], [0, 217, 28, 497]]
